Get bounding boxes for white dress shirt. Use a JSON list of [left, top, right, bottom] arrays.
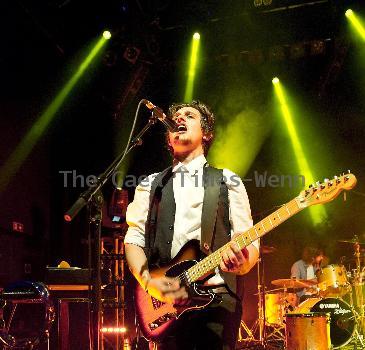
[[125, 154, 258, 284]]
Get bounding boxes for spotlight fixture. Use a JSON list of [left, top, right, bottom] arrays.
[[123, 46, 141, 64], [290, 43, 306, 59], [269, 46, 286, 61], [103, 31, 112, 40], [310, 40, 325, 56], [345, 9, 353, 18]]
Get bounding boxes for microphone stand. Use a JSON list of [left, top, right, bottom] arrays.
[[64, 113, 158, 350]]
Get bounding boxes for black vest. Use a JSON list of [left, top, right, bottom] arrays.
[[144, 165, 243, 295]]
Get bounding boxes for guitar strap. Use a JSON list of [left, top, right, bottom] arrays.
[[200, 166, 224, 255], [145, 166, 173, 260]]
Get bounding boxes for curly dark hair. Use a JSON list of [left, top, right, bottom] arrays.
[[166, 100, 215, 156]]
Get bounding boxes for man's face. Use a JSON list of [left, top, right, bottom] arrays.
[[168, 106, 205, 154], [314, 253, 324, 264]]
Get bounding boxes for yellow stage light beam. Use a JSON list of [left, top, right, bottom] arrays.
[[346, 9, 365, 41], [272, 77, 327, 225], [184, 32, 200, 102], [0, 33, 110, 192], [208, 108, 271, 177]]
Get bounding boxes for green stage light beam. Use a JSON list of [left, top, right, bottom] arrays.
[[346, 9, 365, 41], [0, 34, 109, 192], [208, 108, 271, 178], [273, 78, 327, 225], [184, 32, 200, 102]]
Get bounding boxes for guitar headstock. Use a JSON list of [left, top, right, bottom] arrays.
[[296, 172, 357, 208]]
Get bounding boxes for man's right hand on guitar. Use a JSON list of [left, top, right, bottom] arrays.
[[145, 276, 189, 304]]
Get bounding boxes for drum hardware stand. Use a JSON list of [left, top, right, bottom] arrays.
[[239, 239, 272, 348], [350, 240, 365, 349], [64, 101, 160, 350], [339, 237, 365, 349], [264, 288, 286, 348], [264, 324, 285, 346]]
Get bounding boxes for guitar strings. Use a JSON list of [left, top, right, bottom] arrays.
[[173, 199, 302, 284]]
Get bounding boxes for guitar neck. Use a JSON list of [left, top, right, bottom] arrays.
[[186, 198, 303, 283]]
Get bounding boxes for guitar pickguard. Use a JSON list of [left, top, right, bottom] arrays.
[[146, 282, 217, 331]]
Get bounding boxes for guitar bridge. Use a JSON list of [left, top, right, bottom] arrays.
[[148, 312, 177, 331]]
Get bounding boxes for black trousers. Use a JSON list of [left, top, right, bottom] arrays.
[[151, 292, 242, 350]]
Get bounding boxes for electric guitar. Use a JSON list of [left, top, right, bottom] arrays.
[[134, 173, 357, 341]]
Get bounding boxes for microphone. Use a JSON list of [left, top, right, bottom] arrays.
[[141, 99, 179, 132]]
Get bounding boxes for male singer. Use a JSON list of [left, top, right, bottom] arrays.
[[125, 100, 259, 350]]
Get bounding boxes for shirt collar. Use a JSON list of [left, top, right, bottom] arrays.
[[172, 154, 207, 174], [302, 260, 312, 268]]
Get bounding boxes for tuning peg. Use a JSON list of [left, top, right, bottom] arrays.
[[323, 178, 331, 188]]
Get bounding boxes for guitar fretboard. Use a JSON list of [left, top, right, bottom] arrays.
[[186, 198, 302, 282]]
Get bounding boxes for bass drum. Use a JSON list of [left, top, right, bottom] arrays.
[[296, 297, 355, 349], [285, 313, 330, 350]]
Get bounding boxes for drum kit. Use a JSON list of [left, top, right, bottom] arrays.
[[239, 236, 365, 349]]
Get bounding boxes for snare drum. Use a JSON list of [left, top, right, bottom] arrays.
[[285, 312, 330, 350], [296, 297, 355, 348], [317, 264, 350, 297]]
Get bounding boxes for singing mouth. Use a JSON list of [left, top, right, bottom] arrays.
[[177, 124, 187, 133]]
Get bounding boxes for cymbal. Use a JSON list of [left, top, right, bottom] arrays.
[[261, 245, 277, 254], [338, 237, 365, 244], [271, 278, 317, 289], [342, 254, 365, 262], [253, 287, 297, 295]]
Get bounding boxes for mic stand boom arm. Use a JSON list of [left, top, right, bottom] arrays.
[[64, 115, 157, 221], [64, 114, 157, 350]]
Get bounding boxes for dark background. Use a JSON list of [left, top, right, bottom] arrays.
[[1, 0, 365, 338]]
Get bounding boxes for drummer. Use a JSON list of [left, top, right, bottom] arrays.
[[291, 246, 329, 302]]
